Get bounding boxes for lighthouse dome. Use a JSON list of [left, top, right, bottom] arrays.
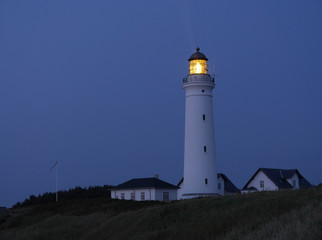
[[188, 48, 208, 61]]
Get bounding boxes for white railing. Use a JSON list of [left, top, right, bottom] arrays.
[[183, 74, 215, 84]]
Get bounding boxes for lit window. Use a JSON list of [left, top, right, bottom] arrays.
[[205, 178, 208, 185], [218, 183, 221, 190], [163, 192, 169, 201], [131, 192, 135, 200], [121, 193, 125, 200], [260, 181, 264, 188], [203, 114, 206, 121], [141, 192, 145, 201], [204, 146, 207, 152]]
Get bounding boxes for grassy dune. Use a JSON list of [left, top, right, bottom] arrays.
[[1, 187, 321, 240]]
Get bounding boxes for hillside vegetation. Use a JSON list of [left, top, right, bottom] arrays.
[[13, 185, 112, 208], [0, 187, 321, 240]]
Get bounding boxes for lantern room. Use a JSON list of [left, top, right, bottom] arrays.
[[188, 48, 208, 75]]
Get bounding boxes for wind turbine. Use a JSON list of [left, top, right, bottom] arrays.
[[49, 161, 59, 202]]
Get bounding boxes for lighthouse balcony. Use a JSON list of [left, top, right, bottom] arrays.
[[183, 74, 215, 86]]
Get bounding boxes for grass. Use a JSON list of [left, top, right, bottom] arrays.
[[0, 186, 321, 240]]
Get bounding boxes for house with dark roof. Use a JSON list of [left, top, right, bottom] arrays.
[[242, 168, 312, 193], [177, 173, 239, 199], [111, 177, 179, 201], [217, 173, 240, 195]]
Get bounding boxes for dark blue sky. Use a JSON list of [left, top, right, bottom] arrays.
[[1, 0, 321, 207]]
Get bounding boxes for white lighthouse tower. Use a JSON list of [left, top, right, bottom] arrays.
[[180, 48, 218, 199]]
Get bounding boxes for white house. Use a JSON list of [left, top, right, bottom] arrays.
[[177, 173, 239, 199], [242, 168, 312, 193], [111, 177, 179, 201], [217, 173, 240, 196]]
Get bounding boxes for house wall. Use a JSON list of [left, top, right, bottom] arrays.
[[155, 189, 177, 201], [111, 189, 177, 201], [177, 181, 184, 199], [111, 189, 155, 201], [286, 174, 299, 189], [217, 176, 225, 196], [246, 171, 278, 191]]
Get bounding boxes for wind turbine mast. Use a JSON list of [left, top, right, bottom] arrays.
[[56, 162, 58, 202], [49, 161, 59, 202]]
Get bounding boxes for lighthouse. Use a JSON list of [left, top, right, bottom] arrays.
[[180, 48, 218, 199]]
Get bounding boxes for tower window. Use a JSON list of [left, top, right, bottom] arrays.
[[204, 146, 207, 152], [203, 114, 206, 121], [205, 178, 208, 185]]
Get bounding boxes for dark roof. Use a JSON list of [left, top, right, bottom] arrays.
[[243, 168, 313, 190], [113, 177, 179, 190], [177, 178, 183, 187], [177, 174, 240, 193], [299, 177, 313, 188], [217, 173, 240, 193], [188, 47, 208, 61]]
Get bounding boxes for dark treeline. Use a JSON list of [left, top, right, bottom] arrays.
[[13, 185, 113, 208]]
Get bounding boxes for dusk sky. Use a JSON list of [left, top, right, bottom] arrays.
[[1, 0, 322, 207]]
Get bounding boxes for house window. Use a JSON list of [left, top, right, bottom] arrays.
[[260, 181, 264, 188], [131, 192, 135, 200], [121, 193, 125, 200], [205, 178, 208, 185], [163, 192, 169, 201], [204, 146, 207, 152], [218, 183, 221, 190], [203, 114, 206, 121], [141, 192, 145, 201], [293, 180, 296, 187], [202, 89, 205, 93]]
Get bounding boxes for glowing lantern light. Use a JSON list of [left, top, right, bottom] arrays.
[[188, 48, 208, 74], [196, 62, 202, 73], [189, 59, 207, 74]]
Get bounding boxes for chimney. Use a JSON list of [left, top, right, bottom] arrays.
[[153, 174, 159, 179]]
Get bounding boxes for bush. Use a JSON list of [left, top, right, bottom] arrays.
[[13, 185, 113, 208]]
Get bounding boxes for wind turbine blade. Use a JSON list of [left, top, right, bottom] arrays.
[[49, 161, 58, 173]]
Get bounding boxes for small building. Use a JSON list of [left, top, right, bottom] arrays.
[[242, 168, 312, 193], [111, 177, 179, 201], [217, 173, 240, 195], [177, 173, 239, 199]]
